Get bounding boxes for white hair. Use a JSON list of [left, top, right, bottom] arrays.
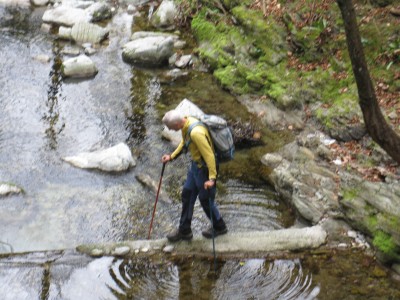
[[162, 110, 183, 127]]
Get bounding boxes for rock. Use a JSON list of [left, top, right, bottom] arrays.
[[58, 26, 72, 40], [131, 31, 180, 42], [261, 153, 283, 169], [163, 245, 174, 253], [150, 0, 177, 28], [175, 55, 192, 68], [61, 55, 97, 78], [63, 143, 136, 172], [33, 54, 51, 63], [90, 249, 104, 257], [0, 0, 30, 7], [85, 2, 112, 22], [70, 22, 109, 44], [42, 1, 112, 26], [0, 183, 23, 196], [135, 174, 171, 203], [42, 6, 90, 27], [32, 0, 48, 6], [122, 36, 174, 66], [112, 246, 130, 256], [61, 45, 80, 56], [77, 226, 327, 256]]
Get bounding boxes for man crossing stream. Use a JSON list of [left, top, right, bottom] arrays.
[[161, 110, 228, 242]]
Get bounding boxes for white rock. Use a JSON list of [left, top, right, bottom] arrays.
[[61, 55, 97, 78], [347, 230, 357, 239], [0, 183, 22, 196], [91, 249, 104, 257], [63, 143, 136, 172], [175, 55, 192, 68], [151, 0, 176, 28], [32, 0, 49, 6], [163, 245, 174, 253], [33, 54, 51, 63], [112, 246, 130, 256], [42, 6, 90, 27], [122, 36, 174, 66]]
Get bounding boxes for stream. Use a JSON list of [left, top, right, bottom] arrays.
[[0, 2, 400, 299]]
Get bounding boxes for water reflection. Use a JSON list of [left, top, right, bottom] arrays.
[[126, 69, 161, 146], [104, 257, 320, 300], [43, 41, 64, 150]]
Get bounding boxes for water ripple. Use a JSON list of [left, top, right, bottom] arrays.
[[104, 257, 320, 300]]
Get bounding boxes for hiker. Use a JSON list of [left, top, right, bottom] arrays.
[[161, 109, 228, 242]]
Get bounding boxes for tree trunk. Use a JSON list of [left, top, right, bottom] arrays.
[[336, 0, 400, 164]]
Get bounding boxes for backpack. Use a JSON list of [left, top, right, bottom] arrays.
[[185, 114, 235, 163]]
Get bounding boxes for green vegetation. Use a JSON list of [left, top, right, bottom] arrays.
[[373, 230, 400, 261]]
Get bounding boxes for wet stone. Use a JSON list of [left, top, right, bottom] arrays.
[[90, 249, 104, 257], [112, 246, 130, 256], [163, 245, 174, 253]]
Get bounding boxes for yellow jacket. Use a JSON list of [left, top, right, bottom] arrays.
[[170, 117, 217, 180]]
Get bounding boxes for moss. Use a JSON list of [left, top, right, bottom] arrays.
[[342, 188, 359, 201], [373, 231, 400, 261], [214, 65, 249, 94], [191, 13, 219, 42]]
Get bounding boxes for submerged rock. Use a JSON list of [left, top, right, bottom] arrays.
[[63, 143, 136, 172], [135, 173, 172, 204]]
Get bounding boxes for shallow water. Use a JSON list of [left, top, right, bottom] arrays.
[[0, 2, 399, 299]]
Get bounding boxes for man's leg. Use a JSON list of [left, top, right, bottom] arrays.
[[195, 166, 227, 238], [167, 162, 198, 242]]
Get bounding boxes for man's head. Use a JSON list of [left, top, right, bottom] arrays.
[[162, 110, 185, 131]]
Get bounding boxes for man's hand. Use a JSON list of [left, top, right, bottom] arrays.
[[204, 179, 215, 190], [162, 154, 171, 163]]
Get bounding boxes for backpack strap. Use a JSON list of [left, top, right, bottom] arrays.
[[184, 121, 203, 150]]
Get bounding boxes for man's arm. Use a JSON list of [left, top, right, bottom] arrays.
[[191, 131, 217, 180]]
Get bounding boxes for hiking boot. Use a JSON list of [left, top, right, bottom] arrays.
[[202, 226, 228, 239], [167, 229, 193, 243]]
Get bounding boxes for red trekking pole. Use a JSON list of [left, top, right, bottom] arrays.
[[148, 162, 166, 239]]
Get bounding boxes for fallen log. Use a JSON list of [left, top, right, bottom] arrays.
[[76, 226, 327, 258]]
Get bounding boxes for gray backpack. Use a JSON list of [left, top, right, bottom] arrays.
[[185, 114, 235, 163]]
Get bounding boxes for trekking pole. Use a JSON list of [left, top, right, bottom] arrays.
[[208, 188, 217, 273], [148, 162, 166, 239]]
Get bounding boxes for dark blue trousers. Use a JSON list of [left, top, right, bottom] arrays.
[[179, 161, 221, 233]]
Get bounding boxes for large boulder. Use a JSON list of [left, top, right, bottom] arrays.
[[62, 55, 98, 78], [63, 143, 136, 172], [122, 36, 174, 66]]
